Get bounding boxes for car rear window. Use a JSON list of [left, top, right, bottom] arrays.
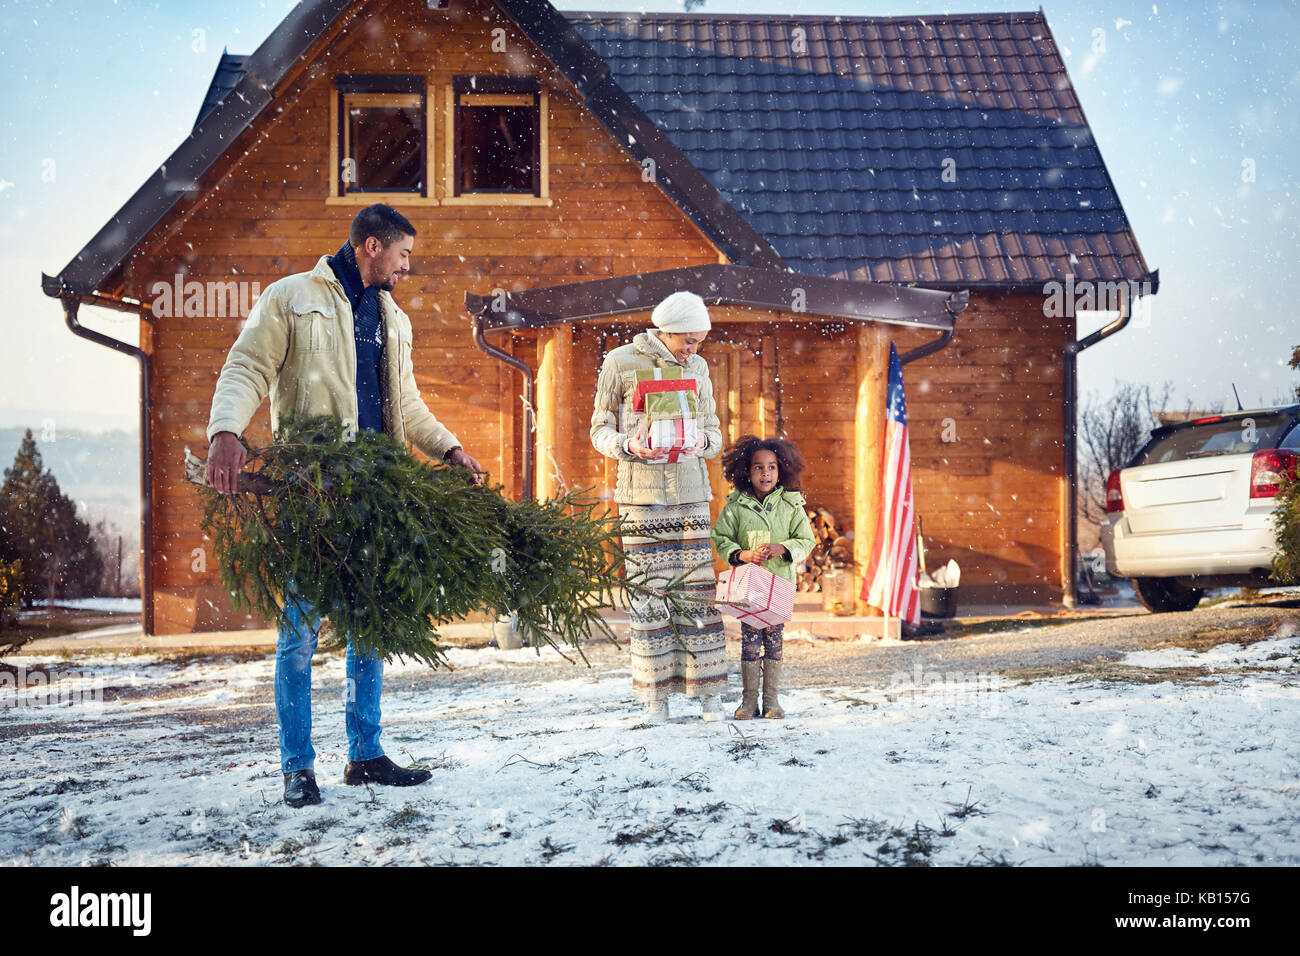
[[1133, 413, 1296, 465]]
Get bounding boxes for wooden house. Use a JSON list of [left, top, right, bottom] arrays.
[[42, 0, 1156, 633]]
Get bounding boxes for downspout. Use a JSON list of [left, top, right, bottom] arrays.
[[472, 313, 536, 501], [902, 291, 965, 365], [900, 326, 955, 366], [1062, 292, 1135, 609], [45, 282, 154, 633]]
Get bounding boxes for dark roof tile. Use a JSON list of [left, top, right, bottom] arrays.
[[190, 9, 1153, 290], [194, 51, 246, 129]]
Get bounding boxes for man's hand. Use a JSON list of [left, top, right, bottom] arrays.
[[446, 447, 485, 485], [207, 431, 248, 494]]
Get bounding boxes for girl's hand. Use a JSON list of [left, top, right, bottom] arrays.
[[738, 549, 765, 564], [757, 543, 788, 561], [676, 439, 706, 458]]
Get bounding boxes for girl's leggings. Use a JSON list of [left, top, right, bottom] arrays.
[[740, 622, 784, 661]]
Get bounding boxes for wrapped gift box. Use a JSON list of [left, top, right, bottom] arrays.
[[632, 367, 697, 412], [648, 417, 699, 458], [633, 368, 698, 462], [716, 563, 796, 627]]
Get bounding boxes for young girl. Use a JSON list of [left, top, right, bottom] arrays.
[[711, 436, 816, 719]]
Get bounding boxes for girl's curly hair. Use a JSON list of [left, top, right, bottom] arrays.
[[721, 435, 806, 495]]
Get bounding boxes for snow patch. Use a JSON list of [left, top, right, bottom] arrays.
[[3, 643, 1298, 866]]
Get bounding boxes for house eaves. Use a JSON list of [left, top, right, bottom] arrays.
[[43, 0, 783, 302], [45, 0, 358, 298]]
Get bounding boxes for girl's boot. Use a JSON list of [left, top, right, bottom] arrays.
[[734, 661, 761, 719], [761, 658, 784, 719]]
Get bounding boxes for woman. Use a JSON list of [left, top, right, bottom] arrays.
[[590, 291, 726, 723]]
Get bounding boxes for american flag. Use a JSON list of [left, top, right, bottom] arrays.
[[861, 342, 920, 625]]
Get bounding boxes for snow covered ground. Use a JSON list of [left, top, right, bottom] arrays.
[[17, 597, 142, 615], [2, 625, 1297, 867]]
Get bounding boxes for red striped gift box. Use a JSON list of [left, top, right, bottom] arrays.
[[715, 564, 796, 626]]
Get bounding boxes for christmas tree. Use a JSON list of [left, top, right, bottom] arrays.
[[0, 430, 103, 606], [193, 416, 705, 666]]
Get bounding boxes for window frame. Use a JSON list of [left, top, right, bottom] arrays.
[[445, 75, 550, 206], [328, 74, 438, 206], [1279, 420, 1300, 451]]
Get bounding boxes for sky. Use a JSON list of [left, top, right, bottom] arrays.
[[1, 0, 1298, 436]]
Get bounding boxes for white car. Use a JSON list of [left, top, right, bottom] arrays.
[[1100, 405, 1299, 612]]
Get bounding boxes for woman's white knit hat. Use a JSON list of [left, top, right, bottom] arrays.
[[651, 291, 711, 334]]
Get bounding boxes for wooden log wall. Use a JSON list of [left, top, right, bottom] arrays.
[[124, 0, 723, 631], [114, 0, 1071, 629], [888, 292, 1072, 603], [560, 296, 1069, 606]]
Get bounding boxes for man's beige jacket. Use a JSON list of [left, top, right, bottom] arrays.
[[206, 256, 460, 460]]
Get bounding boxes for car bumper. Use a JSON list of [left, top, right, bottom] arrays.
[[1101, 513, 1278, 579]]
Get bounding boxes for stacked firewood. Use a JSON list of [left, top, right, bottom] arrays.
[[798, 505, 855, 592]]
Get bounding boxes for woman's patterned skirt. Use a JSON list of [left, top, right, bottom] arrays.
[[619, 501, 727, 701]]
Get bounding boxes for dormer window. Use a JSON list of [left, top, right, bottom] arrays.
[[446, 76, 549, 204], [330, 75, 433, 201]]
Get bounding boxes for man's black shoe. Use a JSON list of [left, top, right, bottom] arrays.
[[343, 755, 432, 787], [283, 770, 322, 808]]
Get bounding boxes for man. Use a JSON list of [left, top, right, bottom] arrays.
[[206, 204, 483, 808]]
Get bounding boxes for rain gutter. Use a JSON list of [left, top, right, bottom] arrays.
[[41, 274, 154, 633]]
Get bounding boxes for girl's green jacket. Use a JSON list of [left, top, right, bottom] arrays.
[[710, 487, 817, 584]]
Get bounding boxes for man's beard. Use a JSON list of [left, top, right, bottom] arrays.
[[366, 266, 396, 292]]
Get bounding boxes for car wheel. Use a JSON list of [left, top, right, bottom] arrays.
[[1132, 577, 1204, 613]]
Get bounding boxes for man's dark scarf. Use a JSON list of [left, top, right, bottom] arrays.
[[328, 241, 384, 434]]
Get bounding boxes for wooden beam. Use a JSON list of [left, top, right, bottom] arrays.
[[726, 347, 742, 446], [759, 334, 778, 438], [854, 322, 888, 615], [496, 334, 517, 500], [534, 324, 572, 500]]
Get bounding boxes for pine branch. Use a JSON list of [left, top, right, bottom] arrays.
[[188, 416, 714, 668]]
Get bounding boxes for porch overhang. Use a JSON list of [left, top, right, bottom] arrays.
[[466, 263, 968, 332], [468, 264, 968, 503]]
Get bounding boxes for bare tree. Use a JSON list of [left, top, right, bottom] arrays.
[[89, 517, 141, 599], [1078, 381, 1174, 526]]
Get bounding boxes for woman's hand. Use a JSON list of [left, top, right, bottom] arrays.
[[627, 428, 669, 461]]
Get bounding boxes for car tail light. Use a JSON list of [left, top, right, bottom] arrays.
[[1250, 449, 1297, 498], [1105, 470, 1124, 513]]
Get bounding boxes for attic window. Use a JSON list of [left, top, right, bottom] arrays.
[[332, 75, 431, 200], [449, 76, 548, 202]]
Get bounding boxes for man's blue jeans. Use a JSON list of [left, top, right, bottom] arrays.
[[275, 590, 384, 773]]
